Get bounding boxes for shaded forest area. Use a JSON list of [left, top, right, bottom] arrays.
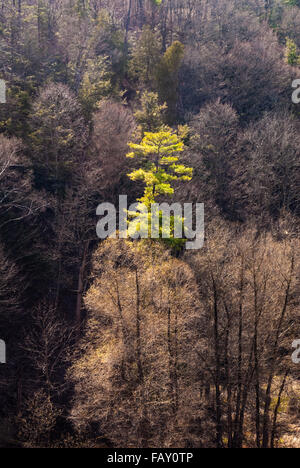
[[0, 0, 300, 448]]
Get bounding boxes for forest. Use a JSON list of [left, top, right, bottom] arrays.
[[0, 0, 300, 449]]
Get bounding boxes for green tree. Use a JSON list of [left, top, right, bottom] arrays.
[[78, 57, 114, 117], [29, 83, 87, 194], [126, 130, 192, 247], [0, 79, 34, 138], [129, 25, 161, 88], [127, 130, 192, 205], [156, 41, 185, 124], [285, 37, 300, 65], [134, 91, 167, 135]]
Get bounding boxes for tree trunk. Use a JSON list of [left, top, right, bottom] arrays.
[[224, 301, 233, 448], [135, 268, 148, 447], [270, 371, 289, 448], [212, 275, 222, 448], [262, 270, 293, 448], [233, 257, 244, 447], [75, 240, 89, 326]]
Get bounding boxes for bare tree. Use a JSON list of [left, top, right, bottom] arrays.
[[189, 223, 299, 448], [69, 239, 208, 448], [0, 135, 44, 227], [92, 100, 136, 195]]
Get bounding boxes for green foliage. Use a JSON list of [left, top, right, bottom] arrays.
[[75, 0, 89, 17], [0, 81, 33, 138], [95, 11, 127, 85], [283, 0, 300, 6], [126, 130, 192, 248], [129, 26, 161, 88], [134, 91, 167, 135], [37, 0, 54, 50], [127, 130, 192, 204], [285, 37, 300, 64], [78, 57, 114, 117], [29, 83, 87, 194], [156, 41, 185, 124]]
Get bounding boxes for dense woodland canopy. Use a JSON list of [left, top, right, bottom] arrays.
[[0, 0, 300, 448]]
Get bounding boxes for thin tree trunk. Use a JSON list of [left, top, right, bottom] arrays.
[[270, 371, 289, 449], [254, 317, 261, 448], [174, 311, 179, 412], [233, 256, 244, 447], [253, 268, 261, 449], [135, 269, 143, 384], [224, 301, 233, 448], [75, 240, 89, 326], [262, 266, 293, 448], [212, 275, 222, 448], [237, 342, 256, 448], [167, 306, 175, 411], [125, 0, 132, 48], [135, 268, 148, 447]]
